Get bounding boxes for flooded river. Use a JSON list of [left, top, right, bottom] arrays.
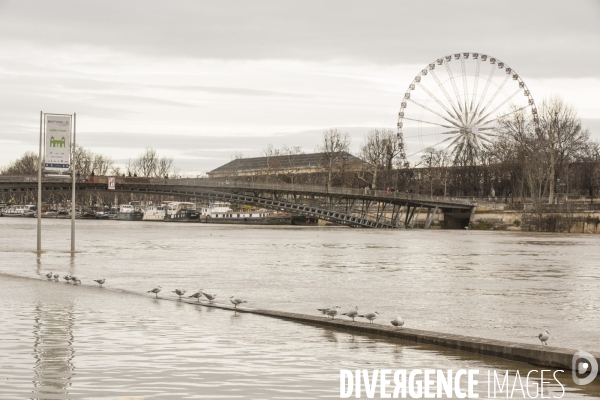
[[0, 218, 598, 399]]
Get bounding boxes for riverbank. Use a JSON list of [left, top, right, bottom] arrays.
[[468, 209, 600, 233]]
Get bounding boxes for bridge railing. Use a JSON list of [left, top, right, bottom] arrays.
[[0, 175, 473, 206], [145, 178, 473, 206]]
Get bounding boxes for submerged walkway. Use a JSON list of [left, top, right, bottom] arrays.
[[179, 298, 598, 372]]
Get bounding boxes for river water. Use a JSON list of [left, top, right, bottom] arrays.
[[0, 218, 598, 399]]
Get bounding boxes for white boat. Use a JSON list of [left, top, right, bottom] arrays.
[[143, 204, 167, 221], [1, 204, 37, 217], [164, 202, 200, 222], [200, 202, 272, 220], [115, 202, 143, 221]]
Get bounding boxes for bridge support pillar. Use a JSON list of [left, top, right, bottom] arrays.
[[424, 206, 439, 229]]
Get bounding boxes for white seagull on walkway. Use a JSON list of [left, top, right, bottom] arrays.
[[326, 306, 340, 319], [538, 330, 550, 346], [202, 291, 217, 302], [342, 306, 359, 322], [45, 272, 53, 279], [317, 306, 338, 315], [360, 311, 379, 324], [230, 296, 247, 308], [391, 316, 404, 329], [53, 274, 59, 281], [188, 290, 203, 302], [172, 289, 186, 299], [63, 275, 72, 282], [73, 278, 81, 285], [93, 279, 105, 287], [147, 286, 162, 298]]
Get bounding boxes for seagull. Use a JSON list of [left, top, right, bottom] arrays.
[[326, 306, 340, 319], [53, 274, 59, 281], [172, 289, 186, 299], [147, 286, 162, 298], [93, 279, 105, 287], [70, 276, 78, 283], [202, 291, 217, 302], [391, 316, 404, 329], [360, 311, 379, 324], [63, 275, 72, 283], [318, 306, 338, 315], [342, 306, 359, 322], [538, 330, 550, 346], [188, 290, 203, 302], [73, 278, 81, 285], [230, 296, 247, 309], [45, 272, 53, 279]]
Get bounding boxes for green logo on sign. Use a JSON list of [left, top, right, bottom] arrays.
[[50, 136, 66, 148]]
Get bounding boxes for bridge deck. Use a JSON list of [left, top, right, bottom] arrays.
[[0, 177, 474, 228]]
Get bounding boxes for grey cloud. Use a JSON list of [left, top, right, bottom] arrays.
[[0, 0, 598, 78]]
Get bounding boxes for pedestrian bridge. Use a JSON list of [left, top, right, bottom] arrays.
[[0, 177, 475, 229]]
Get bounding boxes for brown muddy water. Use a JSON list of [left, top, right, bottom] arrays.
[[0, 218, 598, 399]]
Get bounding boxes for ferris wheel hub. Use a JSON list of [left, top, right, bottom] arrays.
[[471, 126, 479, 134]]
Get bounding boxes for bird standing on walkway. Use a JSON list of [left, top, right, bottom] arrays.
[[63, 275, 72, 283], [360, 311, 379, 324], [53, 274, 59, 281], [202, 292, 217, 302], [326, 306, 340, 319], [342, 306, 359, 322], [45, 272, 53, 279], [148, 286, 162, 298], [230, 296, 247, 308], [93, 279, 105, 287], [172, 289, 186, 299], [318, 306, 338, 315], [538, 330, 550, 346], [391, 316, 404, 329], [188, 290, 203, 302]]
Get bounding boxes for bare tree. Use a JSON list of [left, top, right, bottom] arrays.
[[0, 151, 39, 175], [73, 146, 113, 176], [539, 96, 589, 204], [317, 129, 350, 188], [134, 148, 159, 177], [260, 144, 280, 182], [419, 147, 451, 197], [156, 156, 174, 177], [577, 140, 600, 204], [258, 144, 305, 183], [231, 151, 245, 160], [359, 129, 402, 189], [280, 145, 304, 184], [110, 165, 122, 176], [92, 154, 113, 175]]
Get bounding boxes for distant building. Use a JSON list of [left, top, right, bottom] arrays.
[[208, 151, 366, 178]]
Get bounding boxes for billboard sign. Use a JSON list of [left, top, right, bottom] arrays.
[[45, 115, 71, 169], [108, 176, 116, 190]]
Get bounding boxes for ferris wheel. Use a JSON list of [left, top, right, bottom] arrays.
[[397, 52, 538, 164]]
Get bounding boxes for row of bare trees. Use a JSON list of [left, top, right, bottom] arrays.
[[243, 128, 406, 189], [125, 148, 178, 178], [1, 147, 179, 178], [224, 96, 598, 218]]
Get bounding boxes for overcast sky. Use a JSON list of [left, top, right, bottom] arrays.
[[1, 0, 599, 174]]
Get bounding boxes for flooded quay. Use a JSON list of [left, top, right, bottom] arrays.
[[0, 218, 599, 399]]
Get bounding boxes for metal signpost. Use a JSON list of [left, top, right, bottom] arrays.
[[37, 112, 76, 253]]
